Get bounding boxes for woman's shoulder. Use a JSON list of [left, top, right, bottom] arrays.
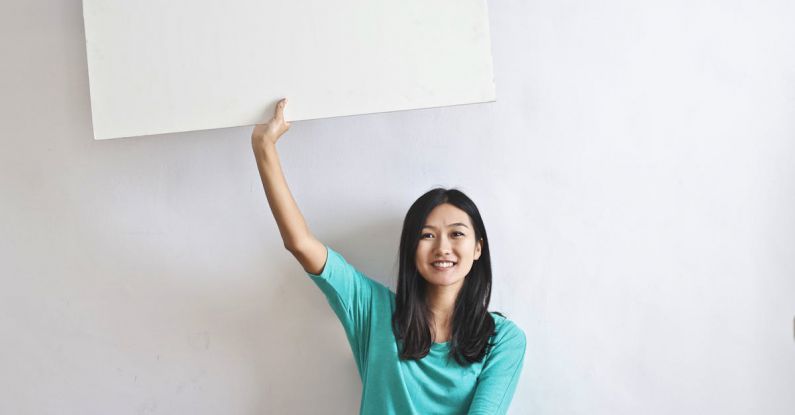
[[313, 245, 394, 296], [488, 311, 526, 346]]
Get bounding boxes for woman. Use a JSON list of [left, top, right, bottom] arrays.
[[252, 98, 526, 414]]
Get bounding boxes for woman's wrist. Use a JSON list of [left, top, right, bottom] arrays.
[[253, 139, 277, 159]]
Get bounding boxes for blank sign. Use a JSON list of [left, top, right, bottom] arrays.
[[82, 0, 496, 140]]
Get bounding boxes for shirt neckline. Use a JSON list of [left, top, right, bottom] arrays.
[[431, 340, 450, 350]]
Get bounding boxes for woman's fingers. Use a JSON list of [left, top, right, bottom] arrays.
[[276, 98, 287, 120]]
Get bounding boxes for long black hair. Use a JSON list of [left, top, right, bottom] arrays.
[[391, 187, 503, 365]]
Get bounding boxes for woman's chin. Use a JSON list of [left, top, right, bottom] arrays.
[[425, 274, 465, 287]]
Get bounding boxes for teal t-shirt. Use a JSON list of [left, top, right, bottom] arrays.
[[306, 246, 526, 415]]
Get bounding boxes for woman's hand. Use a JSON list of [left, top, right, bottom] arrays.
[[252, 98, 291, 152]]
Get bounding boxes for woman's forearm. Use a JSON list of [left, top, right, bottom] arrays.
[[253, 142, 312, 251]]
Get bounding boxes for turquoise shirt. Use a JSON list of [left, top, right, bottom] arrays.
[[307, 246, 526, 415]]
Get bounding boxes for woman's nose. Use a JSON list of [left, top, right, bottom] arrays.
[[435, 235, 452, 255]]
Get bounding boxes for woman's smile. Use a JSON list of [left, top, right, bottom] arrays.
[[431, 260, 457, 271]]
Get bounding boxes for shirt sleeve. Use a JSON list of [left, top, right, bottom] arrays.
[[305, 245, 380, 376], [467, 321, 527, 415]]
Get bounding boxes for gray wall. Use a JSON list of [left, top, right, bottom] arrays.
[[2, 0, 794, 414]]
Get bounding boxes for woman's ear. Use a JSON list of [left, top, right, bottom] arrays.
[[474, 238, 483, 261]]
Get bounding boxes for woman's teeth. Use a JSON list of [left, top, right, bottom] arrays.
[[432, 261, 455, 268]]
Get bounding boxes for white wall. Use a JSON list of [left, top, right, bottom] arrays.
[[1, 1, 793, 414]]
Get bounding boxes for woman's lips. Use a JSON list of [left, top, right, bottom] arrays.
[[431, 262, 457, 271]]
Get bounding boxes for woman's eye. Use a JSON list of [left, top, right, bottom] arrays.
[[421, 233, 434, 238], [453, 232, 464, 237]]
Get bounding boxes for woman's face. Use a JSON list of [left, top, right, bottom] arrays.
[[415, 203, 482, 287]]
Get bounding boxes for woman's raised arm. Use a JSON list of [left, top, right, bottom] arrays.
[[251, 98, 327, 275]]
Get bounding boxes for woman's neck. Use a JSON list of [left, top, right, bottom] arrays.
[[426, 282, 462, 338]]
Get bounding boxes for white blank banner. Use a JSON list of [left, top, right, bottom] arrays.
[[82, 0, 496, 140]]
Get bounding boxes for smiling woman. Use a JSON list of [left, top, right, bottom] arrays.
[[252, 99, 526, 415], [396, 189, 494, 364]]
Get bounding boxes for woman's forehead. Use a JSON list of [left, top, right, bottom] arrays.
[[424, 203, 472, 227]]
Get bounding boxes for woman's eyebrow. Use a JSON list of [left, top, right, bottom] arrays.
[[421, 223, 469, 230]]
